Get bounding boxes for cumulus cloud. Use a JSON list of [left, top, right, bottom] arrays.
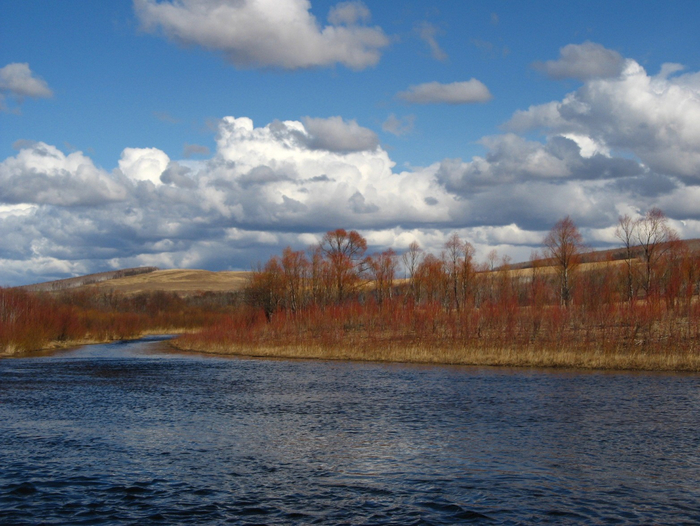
[[507, 59, 700, 179], [532, 42, 624, 81], [5, 60, 700, 285], [118, 147, 170, 185], [160, 161, 196, 188], [436, 134, 644, 195], [206, 115, 446, 228], [398, 80, 492, 104], [0, 143, 126, 206], [134, 0, 389, 70]]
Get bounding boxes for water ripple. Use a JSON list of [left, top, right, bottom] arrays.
[[2, 338, 700, 524]]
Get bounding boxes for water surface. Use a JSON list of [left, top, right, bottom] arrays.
[[1, 337, 699, 524]]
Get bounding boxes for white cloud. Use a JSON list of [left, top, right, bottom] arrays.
[[0, 143, 126, 206], [0, 63, 52, 112], [398, 80, 492, 104], [0, 63, 53, 99], [507, 59, 700, 179], [206, 115, 448, 228], [118, 147, 170, 185], [4, 76, 700, 285], [436, 134, 643, 194], [532, 41, 624, 81], [134, 0, 389, 70]]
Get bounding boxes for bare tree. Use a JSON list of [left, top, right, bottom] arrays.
[[486, 249, 499, 271], [635, 208, 678, 297], [444, 233, 474, 311], [401, 241, 423, 301], [543, 216, 583, 307], [280, 247, 309, 313], [615, 214, 637, 302], [365, 249, 398, 304], [246, 258, 284, 321]]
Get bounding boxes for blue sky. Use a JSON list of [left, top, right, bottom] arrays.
[[2, 1, 700, 285]]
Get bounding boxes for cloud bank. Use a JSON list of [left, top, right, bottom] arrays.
[[4, 46, 700, 285]]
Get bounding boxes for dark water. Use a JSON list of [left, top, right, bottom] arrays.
[[1, 337, 700, 525]]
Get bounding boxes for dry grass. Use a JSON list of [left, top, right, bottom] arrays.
[[86, 269, 250, 295], [170, 338, 700, 372]]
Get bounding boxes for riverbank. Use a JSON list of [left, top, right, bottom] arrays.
[[0, 329, 184, 358], [169, 338, 700, 372], [171, 297, 700, 372]]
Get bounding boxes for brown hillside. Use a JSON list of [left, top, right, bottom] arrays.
[[85, 269, 251, 295], [19, 267, 159, 292]]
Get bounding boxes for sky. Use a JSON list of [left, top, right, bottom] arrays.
[[2, 0, 700, 286]]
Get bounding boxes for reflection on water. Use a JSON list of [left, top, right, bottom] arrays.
[[1, 337, 700, 524]]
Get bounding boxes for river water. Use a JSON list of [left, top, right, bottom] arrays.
[[1, 336, 699, 524]]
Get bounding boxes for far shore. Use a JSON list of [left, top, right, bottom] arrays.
[[6, 332, 699, 373], [168, 339, 700, 372]]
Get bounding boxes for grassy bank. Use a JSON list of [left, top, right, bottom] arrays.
[[169, 339, 700, 371], [172, 300, 700, 372]]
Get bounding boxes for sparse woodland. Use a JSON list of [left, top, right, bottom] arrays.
[[4, 209, 700, 369], [177, 209, 700, 370]]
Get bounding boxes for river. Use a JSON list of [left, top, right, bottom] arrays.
[[1, 336, 699, 524]]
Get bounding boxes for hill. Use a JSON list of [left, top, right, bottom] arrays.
[[18, 268, 251, 295], [19, 267, 160, 292], [86, 269, 250, 295]]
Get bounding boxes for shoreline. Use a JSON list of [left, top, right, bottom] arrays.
[[168, 339, 700, 372], [0, 329, 186, 358], [6, 332, 698, 372]]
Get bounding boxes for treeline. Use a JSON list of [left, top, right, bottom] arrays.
[[0, 287, 241, 354], [180, 209, 700, 368], [245, 209, 696, 314]]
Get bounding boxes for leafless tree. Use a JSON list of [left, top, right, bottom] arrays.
[[444, 233, 474, 311], [401, 241, 423, 301], [635, 208, 678, 296], [365, 249, 398, 304], [543, 216, 584, 307], [615, 214, 637, 302]]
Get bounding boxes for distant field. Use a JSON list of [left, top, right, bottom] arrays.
[[85, 269, 251, 295]]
